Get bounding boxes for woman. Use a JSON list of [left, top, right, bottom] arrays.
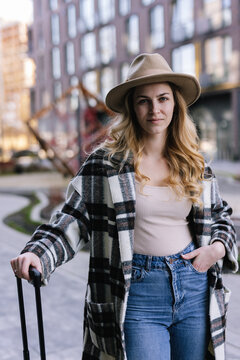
[[11, 53, 238, 360]]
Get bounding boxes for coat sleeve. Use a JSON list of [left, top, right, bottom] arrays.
[[21, 181, 91, 284], [209, 175, 238, 272]]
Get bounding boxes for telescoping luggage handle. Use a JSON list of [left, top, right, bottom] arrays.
[[16, 267, 46, 360]]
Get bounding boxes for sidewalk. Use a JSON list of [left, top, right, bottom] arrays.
[[211, 160, 240, 179], [0, 171, 70, 192], [211, 160, 240, 221]]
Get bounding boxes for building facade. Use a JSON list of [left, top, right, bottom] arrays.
[[31, 0, 240, 160], [0, 21, 35, 159]]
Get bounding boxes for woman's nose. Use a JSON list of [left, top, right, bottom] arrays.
[[149, 100, 161, 114]]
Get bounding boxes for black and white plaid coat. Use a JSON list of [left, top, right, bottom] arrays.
[[22, 148, 238, 360]]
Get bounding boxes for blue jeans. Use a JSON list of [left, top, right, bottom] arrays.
[[124, 242, 209, 360]]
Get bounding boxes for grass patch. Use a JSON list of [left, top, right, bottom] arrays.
[[4, 193, 42, 235]]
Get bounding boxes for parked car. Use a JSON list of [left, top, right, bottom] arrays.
[[12, 150, 53, 173]]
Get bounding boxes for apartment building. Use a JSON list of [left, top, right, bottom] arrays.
[[0, 21, 35, 158], [31, 0, 240, 160]]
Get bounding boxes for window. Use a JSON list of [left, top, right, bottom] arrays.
[[203, 0, 232, 29], [120, 62, 130, 82], [52, 47, 61, 79], [99, 25, 116, 64], [65, 42, 75, 75], [119, 0, 131, 16], [67, 4, 77, 38], [49, 0, 58, 11], [204, 36, 232, 83], [68, 76, 79, 112], [172, 44, 196, 76], [142, 0, 154, 5], [40, 90, 50, 108], [28, 28, 33, 53], [101, 67, 116, 100], [51, 14, 60, 45], [79, 0, 95, 31], [98, 0, 115, 24], [82, 71, 98, 95], [222, 0, 232, 26], [81, 32, 97, 69], [171, 0, 194, 42], [53, 81, 62, 99], [70, 76, 79, 87], [150, 5, 164, 49], [126, 15, 140, 55], [223, 35, 232, 63]]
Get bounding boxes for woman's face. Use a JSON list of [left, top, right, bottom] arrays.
[[133, 82, 175, 139]]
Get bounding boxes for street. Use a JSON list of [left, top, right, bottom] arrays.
[[0, 170, 240, 359]]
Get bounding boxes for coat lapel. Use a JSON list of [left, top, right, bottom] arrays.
[[106, 154, 136, 283]]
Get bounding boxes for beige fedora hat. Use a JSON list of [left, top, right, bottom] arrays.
[[105, 53, 201, 113]]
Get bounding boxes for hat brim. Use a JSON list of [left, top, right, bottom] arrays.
[[105, 73, 201, 113]]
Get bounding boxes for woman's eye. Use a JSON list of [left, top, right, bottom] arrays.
[[159, 97, 168, 102], [137, 99, 147, 105]]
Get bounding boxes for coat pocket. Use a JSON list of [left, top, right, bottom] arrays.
[[86, 301, 117, 357]]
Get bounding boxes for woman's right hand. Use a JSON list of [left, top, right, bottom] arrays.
[[10, 253, 42, 281]]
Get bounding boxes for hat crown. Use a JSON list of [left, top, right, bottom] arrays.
[[105, 53, 201, 112], [127, 53, 173, 81]]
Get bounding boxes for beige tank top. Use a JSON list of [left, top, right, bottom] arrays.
[[134, 181, 193, 256]]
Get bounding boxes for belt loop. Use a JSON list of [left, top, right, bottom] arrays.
[[146, 255, 152, 271]]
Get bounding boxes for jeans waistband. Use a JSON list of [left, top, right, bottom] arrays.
[[132, 242, 196, 270]]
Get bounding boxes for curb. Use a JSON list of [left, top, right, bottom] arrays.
[[31, 190, 49, 223], [30, 189, 65, 224]]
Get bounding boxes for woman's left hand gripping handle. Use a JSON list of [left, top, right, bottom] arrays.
[[10, 253, 42, 281]]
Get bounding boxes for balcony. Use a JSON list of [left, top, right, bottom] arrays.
[[200, 68, 230, 88]]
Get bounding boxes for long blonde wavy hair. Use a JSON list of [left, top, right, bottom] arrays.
[[101, 82, 205, 206]]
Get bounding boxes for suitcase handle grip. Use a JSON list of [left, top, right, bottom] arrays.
[[29, 266, 42, 288]]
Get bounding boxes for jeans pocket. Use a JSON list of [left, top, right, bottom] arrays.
[[188, 261, 207, 275], [131, 266, 147, 283], [86, 301, 117, 356]]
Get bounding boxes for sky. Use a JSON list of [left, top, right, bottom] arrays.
[[0, 0, 33, 24]]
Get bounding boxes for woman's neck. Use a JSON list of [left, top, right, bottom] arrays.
[[142, 134, 166, 160]]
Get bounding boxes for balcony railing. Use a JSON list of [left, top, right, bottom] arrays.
[[200, 68, 230, 88]]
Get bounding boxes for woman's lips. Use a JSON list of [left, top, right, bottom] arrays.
[[148, 118, 164, 122]]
